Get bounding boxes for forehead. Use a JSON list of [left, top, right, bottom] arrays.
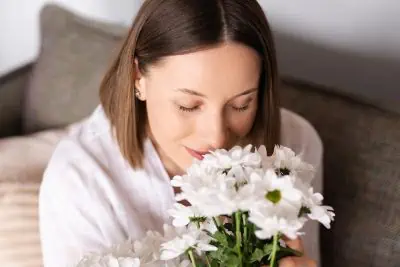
[[147, 42, 262, 94]]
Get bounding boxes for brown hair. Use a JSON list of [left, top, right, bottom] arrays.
[[99, 0, 281, 168]]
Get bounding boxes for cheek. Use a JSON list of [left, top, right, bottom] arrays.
[[146, 97, 193, 143], [228, 108, 257, 137]]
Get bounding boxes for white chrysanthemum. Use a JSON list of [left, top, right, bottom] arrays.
[[266, 145, 315, 183], [171, 153, 267, 217], [171, 164, 217, 192], [168, 203, 206, 227], [106, 239, 136, 258], [133, 225, 192, 267], [163, 258, 192, 267], [79, 255, 141, 267], [257, 145, 272, 170], [167, 206, 217, 234], [248, 209, 306, 240], [160, 225, 217, 261], [76, 226, 194, 267], [200, 218, 218, 234], [76, 242, 139, 267], [201, 145, 261, 172], [246, 169, 303, 217], [300, 187, 335, 229], [133, 230, 164, 264], [172, 171, 239, 217]]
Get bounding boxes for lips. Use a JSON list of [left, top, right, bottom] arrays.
[[185, 146, 211, 160]]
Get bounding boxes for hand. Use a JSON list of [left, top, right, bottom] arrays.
[[278, 236, 317, 267]]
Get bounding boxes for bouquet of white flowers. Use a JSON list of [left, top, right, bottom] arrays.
[[77, 145, 335, 267]]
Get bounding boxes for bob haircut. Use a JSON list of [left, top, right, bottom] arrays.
[[99, 0, 281, 168]]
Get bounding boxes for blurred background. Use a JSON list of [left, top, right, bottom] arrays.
[[0, 0, 399, 112]]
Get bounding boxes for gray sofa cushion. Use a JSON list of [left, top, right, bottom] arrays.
[[281, 80, 400, 267], [24, 4, 128, 133], [0, 64, 32, 137]]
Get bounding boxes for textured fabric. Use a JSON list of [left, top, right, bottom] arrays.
[[39, 105, 324, 267], [23, 4, 128, 134], [0, 64, 33, 137], [0, 129, 67, 267], [280, 80, 400, 267], [0, 183, 41, 267]]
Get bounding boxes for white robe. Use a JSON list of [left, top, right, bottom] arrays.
[[39, 105, 323, 267]]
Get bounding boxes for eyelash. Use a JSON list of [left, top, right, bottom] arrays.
[[234, 105, 249, 112], [179, 106, 199, 112], [178, 104, 250, 113]]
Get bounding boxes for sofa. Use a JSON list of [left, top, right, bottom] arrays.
[[0, 4, 398, 267]]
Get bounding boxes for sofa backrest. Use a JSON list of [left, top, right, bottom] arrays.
[[281, 79, 400, 267]]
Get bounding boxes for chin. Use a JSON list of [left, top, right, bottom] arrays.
[[180, 157, 195, 170]]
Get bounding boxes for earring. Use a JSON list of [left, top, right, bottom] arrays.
[[135, 88, 142, 100]]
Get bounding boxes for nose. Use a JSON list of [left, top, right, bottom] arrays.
[[202, 112, 228, 149]]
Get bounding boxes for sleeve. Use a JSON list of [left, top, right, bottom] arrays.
[[280, 109, 324, 266], [296, 115, 324, 267], [38, 140, 127, 267]]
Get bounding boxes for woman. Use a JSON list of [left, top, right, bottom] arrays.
[[39, 0, 322, 266]]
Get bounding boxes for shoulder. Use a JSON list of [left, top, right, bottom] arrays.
[[280, 108, 323, 168], [39, 105, 114, 202]]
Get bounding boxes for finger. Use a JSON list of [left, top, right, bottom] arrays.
[[279, 256, 317, 267], [281, 236, 305, 254]]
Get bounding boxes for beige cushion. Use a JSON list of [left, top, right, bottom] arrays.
[[23, 4, 128, 133], [0, 129, 67, 267]]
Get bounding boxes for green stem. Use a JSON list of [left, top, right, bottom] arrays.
[[212, 217, 220, 228], [242, 213, 248, 255], [270, 233, 279, 267], [206, 254, 212, 267], [235, 211, 242, 264], [188, 249, 197, 267]]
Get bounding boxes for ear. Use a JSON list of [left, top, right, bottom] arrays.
[[134, 58, 147, 101]]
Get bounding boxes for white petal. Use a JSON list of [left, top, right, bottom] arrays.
[[119, 258, 140, 267], [106, 256, 120, 267], [196, 243, 218, 252]]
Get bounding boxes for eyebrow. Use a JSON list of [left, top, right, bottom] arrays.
[[175, 87, 258, 99]]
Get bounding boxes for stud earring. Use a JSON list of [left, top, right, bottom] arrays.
[[135, 88, 143, 100]]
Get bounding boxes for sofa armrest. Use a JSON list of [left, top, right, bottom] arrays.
[[0, 64, 34, 137]]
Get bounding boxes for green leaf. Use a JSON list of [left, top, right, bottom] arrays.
[[209, 247, 234, 263], [298, 206, 311, 217], [275, 246, 303, 259], [214, 231, 229, 247], [250, 248, 266, 263], [263, 243, 273, 255], [225, 254, 240, 267], [210, 259, 220, 267]]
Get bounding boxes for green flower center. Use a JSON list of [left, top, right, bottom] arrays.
[[189, 216, 207, 224], [265, 189, 282, 204]]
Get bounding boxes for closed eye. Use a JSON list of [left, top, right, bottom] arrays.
[[179, 105, 199, 112], [231, 97, 254, 112], [232, 105, 250, 112]]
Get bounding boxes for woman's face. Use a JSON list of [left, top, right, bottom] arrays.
[[136, 42, 261, 176]]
